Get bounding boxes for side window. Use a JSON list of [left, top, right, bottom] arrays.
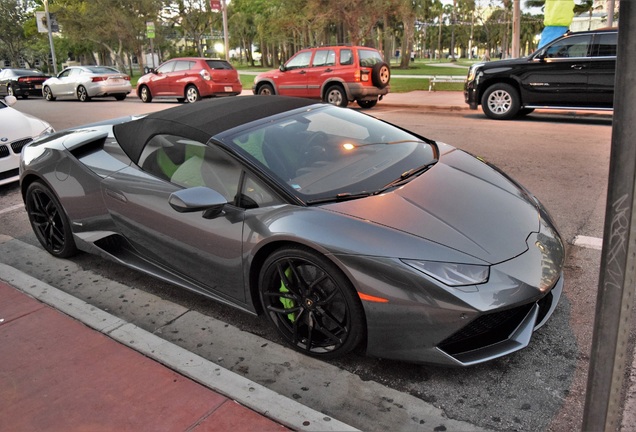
[[312, 50, 328, 67], [156, 61, 175, 73], [59, 69, 71, 78], [69, 68, 82, 77], [340, 49, 353, 65], [312, 50, 336, 67], [138, 135, 242, 203], [285, 51, 312, 70], [545, 35, 591, 58], [595, 33, 617, 57], [240, 173, 283, 208], [173, 61, 190, 72]]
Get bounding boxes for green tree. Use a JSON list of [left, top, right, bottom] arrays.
[[0, 0, 33, 66]]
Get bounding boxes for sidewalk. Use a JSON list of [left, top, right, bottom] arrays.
[[0, 266, 357, 432]]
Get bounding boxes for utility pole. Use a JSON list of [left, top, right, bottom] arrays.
[[43, 0, 58, 75], [582, 1, 636, 430], [222, 0, 229, 61], [511, 0, 521, 58]]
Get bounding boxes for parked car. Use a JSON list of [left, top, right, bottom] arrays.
[[0, 68, 50, 99], [42, 66, 132, 102], [0, 96, 53, 186], [20, 96, 564, 366], [136, 57, 242, 103], [253, 46, 390, 109], [465, 28, 617, 119]]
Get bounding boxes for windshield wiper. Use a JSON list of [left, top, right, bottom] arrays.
[[376, 159, 438, 193], [306, 192, 373, 205]]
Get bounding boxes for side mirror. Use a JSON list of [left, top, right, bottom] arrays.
[[168, 186, 227, 219], [279, 64, 287, 72], [4, 95, 17, 107]]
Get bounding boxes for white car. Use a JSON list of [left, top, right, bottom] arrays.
[[0, 96, 54, 186], [42, 65, 132, 102]]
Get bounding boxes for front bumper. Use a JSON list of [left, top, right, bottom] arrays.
[[335, 220, 564, 366], [464, 81, 479, 110]]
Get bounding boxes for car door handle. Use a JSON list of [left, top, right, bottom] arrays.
[[298, 70, 306, 74], [105, 189, 127, 203], [571, 64, 586, 70], [325, 68, 333, 72]]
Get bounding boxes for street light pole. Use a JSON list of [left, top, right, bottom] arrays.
[[43, 0, 58, 75], [222, 0, 229, 61]]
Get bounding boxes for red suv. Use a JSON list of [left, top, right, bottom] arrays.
[[253, 46, 390, 109], [137, 57, 242, 103]]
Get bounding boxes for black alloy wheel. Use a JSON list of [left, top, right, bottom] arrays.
[[25, 182, 77, 258], [259, 246, 364, 359]]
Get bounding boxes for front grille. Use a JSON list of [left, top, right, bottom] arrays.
[[439, 303, 534, 356], [0, 145, 8, 159], [11, 137, 33, 154]]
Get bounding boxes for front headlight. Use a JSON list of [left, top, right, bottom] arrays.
[[466, 63, 484, 82], [402, 259, 489, 286]]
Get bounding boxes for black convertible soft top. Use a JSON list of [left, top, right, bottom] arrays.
[[113, 95, 317, 164]]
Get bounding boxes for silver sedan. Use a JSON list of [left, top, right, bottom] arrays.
[[42, 66, 132, 102]]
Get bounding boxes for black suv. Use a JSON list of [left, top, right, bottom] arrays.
[[465, 28, 617, 119]]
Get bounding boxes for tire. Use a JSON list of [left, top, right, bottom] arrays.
[[7, 85, 14, 96], [185, 85, 201, 103], [77, 85, 91, 102], [114, 94, 127, 101], [324, 85, 348, 108], [43, 86, 56, 101], [371, 62, 390, 88], [139, 85, 152, 103], [257, 83, 275, 96], [356, 99, 378, 109], [25, 181, 77, 258], [481, 83, 520, 120], [259, 246, 365, 359]]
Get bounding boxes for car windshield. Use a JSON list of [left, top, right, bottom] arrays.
[[225, 105, 437, 203]]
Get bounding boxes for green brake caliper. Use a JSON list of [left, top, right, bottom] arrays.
[[279, 267, 296, 322]]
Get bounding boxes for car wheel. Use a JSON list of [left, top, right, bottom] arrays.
[[7, 85, 14, 96], [114, 94, 127, 101], [371, 62, 390, 88], [43, 86, 56, 101], [356, 99, 378, 109], [185, 85, 201, 103], [25, 181, 78, 258], [259, 246, 365, 359], [77, 85, 91, 102], [139, 85, 152, 103], [481, 83, 520, 120], [324, 85, 348, 108], [257, 83, 275, 96]]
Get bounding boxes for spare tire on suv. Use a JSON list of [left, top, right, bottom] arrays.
[[253, 46, 390, 109]]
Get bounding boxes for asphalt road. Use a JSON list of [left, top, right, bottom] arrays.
[[1, 96, 612, 431]]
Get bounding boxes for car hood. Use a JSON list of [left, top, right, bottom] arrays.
[[1, 107, 51, 140], [323, 148, 540, 264]]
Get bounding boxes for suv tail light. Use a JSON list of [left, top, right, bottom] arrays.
[[200, 69, 211, 81], [354, 70, 360, 82]]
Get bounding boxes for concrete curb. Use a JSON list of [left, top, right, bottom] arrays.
[[0, 262, 359, 432]]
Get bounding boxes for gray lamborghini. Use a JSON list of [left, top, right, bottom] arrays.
[[20, 96, 564, 366]]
